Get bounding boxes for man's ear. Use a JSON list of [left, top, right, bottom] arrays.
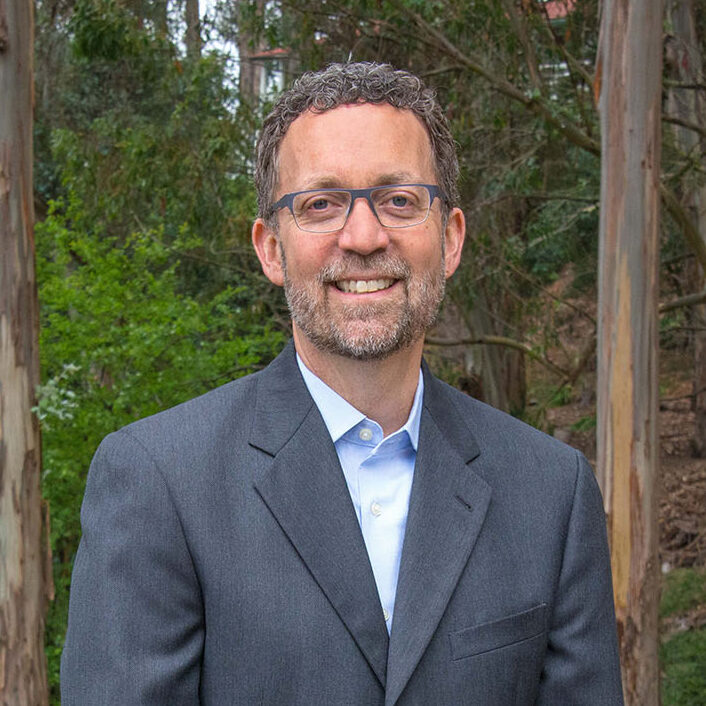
[[443, 207, 465, 279], [252, 218, 285, 287]]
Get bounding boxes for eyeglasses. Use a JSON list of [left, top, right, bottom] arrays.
[[270, 184, 444, 233]]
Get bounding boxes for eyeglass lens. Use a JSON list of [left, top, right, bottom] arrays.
[[292, 185, 432, 232]]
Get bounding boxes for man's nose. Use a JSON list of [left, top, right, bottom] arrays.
[[336, 197, 390, 254]]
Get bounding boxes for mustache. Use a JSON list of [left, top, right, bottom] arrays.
[[317, 253, 411, 283]]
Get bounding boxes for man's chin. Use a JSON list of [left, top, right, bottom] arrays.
[[300, 320, 418, 361], [332, 340, 406, 362], [286, 276, 444, 361]]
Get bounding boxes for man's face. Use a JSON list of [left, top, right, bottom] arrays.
[[253, 102, 465, 361]]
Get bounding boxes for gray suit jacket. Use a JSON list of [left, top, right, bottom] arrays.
[[61, 341, 623, 705]]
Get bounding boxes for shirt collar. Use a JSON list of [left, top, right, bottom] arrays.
[[296, 353, 423, 450]]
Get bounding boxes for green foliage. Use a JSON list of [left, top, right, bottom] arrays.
[[35, 5, 289, 699], [522, 199, 599, 284], [660, 569, 706, 706], [547, 383, 573, 408], [34, 364, 81, 430], [661, 568, 706, 619], [570, 414, 596, 432], [661, 630, 706, 706], [47, 54, 257, 266], [70, 0, 136, 61], [38, 196, 286, 699]]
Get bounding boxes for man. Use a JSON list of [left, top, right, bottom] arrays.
[[62, 62, 623, 704]]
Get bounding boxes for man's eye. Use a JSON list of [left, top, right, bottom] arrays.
[[380, 191, 418, 209], [390, 195, 409, 208], [300, 192, 347, 213]]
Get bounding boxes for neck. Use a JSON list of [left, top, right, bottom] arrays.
[[293, 328, 424, 437]]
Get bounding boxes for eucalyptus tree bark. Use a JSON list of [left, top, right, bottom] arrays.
[[596, 2, 662, 703], [185, 0, 201, 59], [665, 0, 706, 457], [0, 0, 50, 702]]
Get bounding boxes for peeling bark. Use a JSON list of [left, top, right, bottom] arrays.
[[0, 0, 50, 702], [596, 1, 662, 703]]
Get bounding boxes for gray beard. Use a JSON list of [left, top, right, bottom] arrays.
[[281, 248, 446, 361]]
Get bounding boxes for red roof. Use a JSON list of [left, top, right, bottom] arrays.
[[249, 47, 290, 60], [543, 0, 575, 20]]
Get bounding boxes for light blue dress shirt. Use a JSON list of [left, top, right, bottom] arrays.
[[297, 355, 422, 633]]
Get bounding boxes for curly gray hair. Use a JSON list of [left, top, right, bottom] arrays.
[[254, 62, 459, 225]]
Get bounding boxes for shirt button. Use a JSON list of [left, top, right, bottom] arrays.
[[383, 608, 390, 621], [359, 428, 373, 442], [371, 501, 382, 516]]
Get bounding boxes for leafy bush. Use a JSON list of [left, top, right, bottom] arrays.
[[661, 568, 706, 706]]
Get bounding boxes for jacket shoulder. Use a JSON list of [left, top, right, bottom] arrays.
[[423, 373, 595, 510], [102, 370, 262, 463], [428, 375, 579, 461]]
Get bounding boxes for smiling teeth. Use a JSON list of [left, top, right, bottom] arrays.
[[337, 279, 394, 293]]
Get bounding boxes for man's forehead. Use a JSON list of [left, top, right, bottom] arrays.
[[284, 102, 427, 138], [276, 103, 434, 189]]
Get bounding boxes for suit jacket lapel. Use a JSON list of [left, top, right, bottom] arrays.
[[250, 343, 389, 686], [385, 366, 492, 706]]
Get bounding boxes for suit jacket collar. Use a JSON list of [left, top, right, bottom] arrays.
[[384, 363, 491, 706], [249, 343, 492, 701], [250, 341, 390, 685], [248, 340, 315, 457]]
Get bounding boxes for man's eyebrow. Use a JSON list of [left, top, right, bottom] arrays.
[[299, 172, 422, 190], [373, 172, 420, 186], [300, 176, 345, 190]]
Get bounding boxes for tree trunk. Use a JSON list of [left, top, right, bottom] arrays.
[[155, 0, 168, 37], [665, 0, 706, 457], [237, 0, 266, 103], [462, 297, 526, 414], [0, 0, 51, 702], [185, 0, 201, 59], [596, 2, 662, 704], [236, 0, 267, 101]]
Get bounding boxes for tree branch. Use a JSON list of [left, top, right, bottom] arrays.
[[501, 259, 597, 325], [425, 334, 571, 379], [536, 0, 596, 90], [470, 192, 597, 210], [663, 79, 706, 90], [663, 113, 706, 139], [660, 290, 706, 314], [501, 0, 544, 94], [521, 193, 597, 203], [661, 184, 706, 271], [419, 64, 466, 79], [393, 1, 600, 156]]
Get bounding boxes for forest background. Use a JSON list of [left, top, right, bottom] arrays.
[[12, 0, 706, 702]]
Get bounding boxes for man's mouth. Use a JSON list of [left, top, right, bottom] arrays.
[[334, 278, 396, 294]]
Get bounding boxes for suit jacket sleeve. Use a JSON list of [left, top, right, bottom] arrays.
[[61, 429, 204, 705], [536, 452, 624, 704]]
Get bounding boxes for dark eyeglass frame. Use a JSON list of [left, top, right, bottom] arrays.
[[269, 183, 444, 233]]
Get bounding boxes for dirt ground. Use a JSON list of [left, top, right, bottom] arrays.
[[526, 275, 706, 573]]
